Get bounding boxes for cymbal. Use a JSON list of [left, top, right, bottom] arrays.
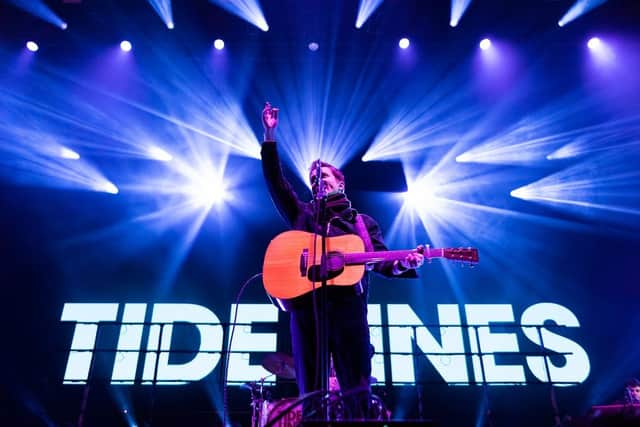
[[262, 352, 296, 379]]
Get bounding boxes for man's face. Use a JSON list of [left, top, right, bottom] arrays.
[[310, 166, 343, 196], [629, 386, 640, 402]]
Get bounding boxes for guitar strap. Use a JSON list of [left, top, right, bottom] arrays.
[[354, 214, 374, 294], [354, 214, 374, 252]]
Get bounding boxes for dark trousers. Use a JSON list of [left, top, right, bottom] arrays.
[[290, 288, 372, 419]]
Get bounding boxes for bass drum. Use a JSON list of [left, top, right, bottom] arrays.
[[260, 398, 303, 427]]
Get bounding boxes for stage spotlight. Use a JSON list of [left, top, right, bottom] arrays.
[[450, 0, 473, 28], [187, 176, 228, 208], [147, 146, 172, 162], [479, 38, 491, 50], [587, 37, 601, 50], [206, 0, 268, 31], [510, 188, 526, 199], [586, 36, 614, 63], [7, 0, 66, 30], [399, 38, 410, 49], [26, 41, 39, 52], [213, 39, 225, 50], [355, 0, 384, 29], [61, 22, 68, 30], [308, 42, 319, 51], [403, 181, 444, 212], [60, 147, 80, 160], [97, 182, 119, 194], [120, 40, 132, 52], [147, 0, 174, 30], [558, 0, 608, 28]]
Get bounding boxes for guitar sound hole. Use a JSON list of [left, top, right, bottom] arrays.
[[307, 265, 344, 283]]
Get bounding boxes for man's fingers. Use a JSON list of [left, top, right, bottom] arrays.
[[403, 252, 424, 269]]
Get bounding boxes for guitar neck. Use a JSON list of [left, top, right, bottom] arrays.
[[344, 248, 444, 266]]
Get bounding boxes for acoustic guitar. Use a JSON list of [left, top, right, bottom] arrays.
[[263, 231, 478, 306]]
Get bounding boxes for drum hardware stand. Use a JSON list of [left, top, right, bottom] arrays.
[[246, 374, 274, 427]]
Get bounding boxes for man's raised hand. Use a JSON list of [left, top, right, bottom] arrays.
[[262, 102, 279, 129]]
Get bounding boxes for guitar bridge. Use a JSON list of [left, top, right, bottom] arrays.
[[299, 249, 308, 277]]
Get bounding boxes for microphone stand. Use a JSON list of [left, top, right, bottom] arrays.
[[314, 159, 331, 422]]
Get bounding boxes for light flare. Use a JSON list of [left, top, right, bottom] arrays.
[[558, 0, 608, 27], [206, 0, 268, 31], [355, 0, 385, 29]]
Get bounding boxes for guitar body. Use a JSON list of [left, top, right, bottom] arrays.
[[263, 231, 366, 301]]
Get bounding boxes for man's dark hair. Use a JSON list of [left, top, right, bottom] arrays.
[[626, 378, 640, 388], [308, 160, 345, 185]]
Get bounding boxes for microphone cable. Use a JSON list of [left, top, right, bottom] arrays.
[[222, 272, 264, 427]]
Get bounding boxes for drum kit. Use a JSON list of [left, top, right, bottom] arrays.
[[245, 352, 389, 427]]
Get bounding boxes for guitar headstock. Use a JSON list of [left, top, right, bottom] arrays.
[[443, 247, 479, 263]]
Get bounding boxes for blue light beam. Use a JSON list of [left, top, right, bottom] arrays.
[[450, 0, 473, 27], [0, 122, 116, 193], [362, 75, 483, 162], [558, 0, 608, 27], [206, 0, 268, 31], [455, 93, 611, 166], [546, 115, 640, 160], [355, 0, 384, 29], [146, 0, 174, 29], [254, 47, 402, 186], [7, 0, 66, 29], [386, 156, 603, 308], [511, 146, 640, 226]]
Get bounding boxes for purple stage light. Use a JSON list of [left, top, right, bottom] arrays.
[[588, 37, 601, 50], [586, 36, 615, 65], [120, 40, 132, 52], [308, 42, 319, 51], [480, 38, 491, 50], [399, 38, 410, 49], [26, 41, 39, 52]]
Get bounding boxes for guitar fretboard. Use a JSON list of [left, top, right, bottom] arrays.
[[344, 248, 444, 265]]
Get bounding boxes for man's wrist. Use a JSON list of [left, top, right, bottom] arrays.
[[392, 260, 408, 275], [264, 128, 275, 142]]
